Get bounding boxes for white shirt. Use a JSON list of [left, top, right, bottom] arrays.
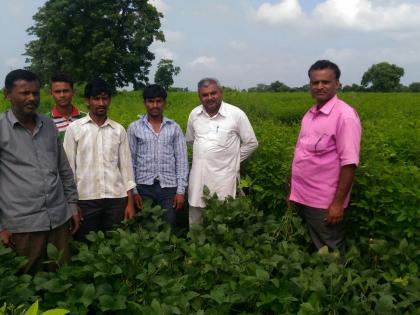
[[186, 102, 258, 207], [63, 115, 136, 200]]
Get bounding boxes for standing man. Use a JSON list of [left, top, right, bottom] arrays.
[[289, 60, 362, 253], [63, 78, 136, 240], [128, 84, 188, 228], [0, 69, 79, 274], [48, 74, 86, 142], [186, 78, 258, 224]]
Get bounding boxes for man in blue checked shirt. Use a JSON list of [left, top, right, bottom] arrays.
[[128, 84, 188, 228]]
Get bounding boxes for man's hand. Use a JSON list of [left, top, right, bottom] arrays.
[[133, 194, 144, 210], [0, 230, 13, 247], [325, 202, 344, 225], [172, 194, 185, 211], [124, 203, 136, 220], [70, 213, 81, 235]]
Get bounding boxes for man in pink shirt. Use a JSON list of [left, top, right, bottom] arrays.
[[289, 60, 362, 253]]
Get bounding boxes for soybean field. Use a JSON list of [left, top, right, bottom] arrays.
[[1, 91, 419, 314]]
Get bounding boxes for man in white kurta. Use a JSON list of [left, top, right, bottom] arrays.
[[186, 78, 258, 224]]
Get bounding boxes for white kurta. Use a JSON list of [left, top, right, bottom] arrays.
[[186, 102, 258, 207]]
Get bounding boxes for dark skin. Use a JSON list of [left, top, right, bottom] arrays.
[[84, 93, 136, 220], [133, 97, 185, 211], [308, 69, 356, 225], [50, 81, 75, 117], [1, 80, 80, 246], [288, 68, 356, 225]]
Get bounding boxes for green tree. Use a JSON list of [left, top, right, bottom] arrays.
[[408, 82, 420, 92], [361, 62, 404, 91], [248, 84, 270, 92], [269, 81, 290, 92], [154, 59, 181, 90], [25, 0, 164, 91]]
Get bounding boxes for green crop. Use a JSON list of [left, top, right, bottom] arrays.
[[1, 91, 419, 313]]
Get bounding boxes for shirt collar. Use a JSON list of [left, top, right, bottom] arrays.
[[82, 113, 116, 128], [310, 95, 338, 116], [51, 105, 81, 118], [140, 114, 172, 126], [7, 109, 43, 128], [198, 101, 227, 118]]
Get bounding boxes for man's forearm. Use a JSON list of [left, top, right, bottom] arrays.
[[330, 164, 356, 207]]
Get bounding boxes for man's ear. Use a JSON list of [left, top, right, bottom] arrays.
[[3, 88, 10, 101]]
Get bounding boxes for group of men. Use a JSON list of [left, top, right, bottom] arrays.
[[0, 59, 361, 274]]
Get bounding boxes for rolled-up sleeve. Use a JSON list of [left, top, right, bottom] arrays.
[[238, 112, 258, 162], [337, 116, 362, 166], [119, 128, 136, 192]]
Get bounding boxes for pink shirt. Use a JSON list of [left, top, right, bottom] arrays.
[[289, 95, 362, 209]]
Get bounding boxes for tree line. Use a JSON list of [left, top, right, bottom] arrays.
[[249, 62, 420, 93]]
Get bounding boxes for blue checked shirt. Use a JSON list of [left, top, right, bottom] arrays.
[[127, 115, 188, 194]]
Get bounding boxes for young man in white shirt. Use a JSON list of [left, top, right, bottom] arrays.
[[186, 78, 258, 224], [63, 78, 136, 240]]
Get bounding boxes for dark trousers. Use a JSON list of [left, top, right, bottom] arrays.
[[75, 198, 127, 241], [137, 182, 177, 228], [296, 203, 346, 253], [11, 220, 71, 275]]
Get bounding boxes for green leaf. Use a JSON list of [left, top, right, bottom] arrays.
[[47, 243, 59, 261], [23, 300, 38, 315], [41, 309, 70, 315]]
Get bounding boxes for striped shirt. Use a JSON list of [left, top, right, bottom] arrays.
[[127, 115, 188, 195], [47, 105, 86, 142], [63, 114, 136, 200]]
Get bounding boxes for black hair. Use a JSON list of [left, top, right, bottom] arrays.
[[308, 60, 341, 80], [84, 78, 111, 98], [143, 84, 167, 100], [4, 69, 40, 91], [51, 73, 74, 88]]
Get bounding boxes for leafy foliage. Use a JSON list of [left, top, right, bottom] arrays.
[[1, 91, 419, 313], [154, 59, 181, 90], [24, 0, 164, 90], [361, 62, 405, 91]]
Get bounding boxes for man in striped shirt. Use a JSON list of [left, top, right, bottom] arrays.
[[48, 74, 86, 142], [63, 78, 136, 241], [128, 84, 188, 228]]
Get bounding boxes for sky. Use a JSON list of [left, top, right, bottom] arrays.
[[1, 0, 420, 90]]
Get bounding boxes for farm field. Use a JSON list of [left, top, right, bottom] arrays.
[[1, 91, 420, 314]]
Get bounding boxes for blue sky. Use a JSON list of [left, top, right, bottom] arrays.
[[1, 0, 420, 89]]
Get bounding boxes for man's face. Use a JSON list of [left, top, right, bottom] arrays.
[[309, 68, 340, 107], [50, 81, 75, 108], [4, 80, 40, 118], [85, 92, 110, 117], [144, 97, 165, 118], [198, 83, 223, 115]]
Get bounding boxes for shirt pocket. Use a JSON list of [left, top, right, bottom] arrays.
[[302, 133, 335, 155], [103, 133, 120, 165], [215, 128, 231, 147]]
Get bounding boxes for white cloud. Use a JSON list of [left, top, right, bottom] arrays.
[[322, 48, 355, 61], [313, 0, 420, 31], [164, 30, 184, 43], [152, 45, 175, 60], [5, 57, 23, 69], [254, 0, 420, 32], [255, 0, 304, 24], [149, 0, 168, 14], [189, 56, 216, 67], [228, 40, 247, 50]]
